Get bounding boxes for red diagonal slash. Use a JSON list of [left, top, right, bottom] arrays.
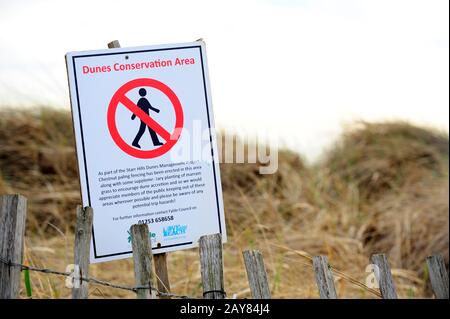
[[119, 94, 172, 141]]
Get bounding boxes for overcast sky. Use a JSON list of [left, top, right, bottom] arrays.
[[0, 0, 448, 160]]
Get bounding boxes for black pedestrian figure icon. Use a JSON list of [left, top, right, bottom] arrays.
[[131, 88, 164, 148]]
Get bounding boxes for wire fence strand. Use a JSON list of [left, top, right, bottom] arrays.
[[0, 256, 196, 299]]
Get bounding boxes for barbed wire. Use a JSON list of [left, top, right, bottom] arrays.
[[0, 256, 197, 299]]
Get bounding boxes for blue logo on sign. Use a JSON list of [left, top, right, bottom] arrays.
[[163, 225, 187, 237]]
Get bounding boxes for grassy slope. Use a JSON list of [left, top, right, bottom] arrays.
[[0, 107, 448, 298]]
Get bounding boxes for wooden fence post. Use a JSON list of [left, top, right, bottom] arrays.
[[426, 255, 449, 299], [108, 40, 121, 48], [0, 195, 27, 299], [371, 254, 398, 299], [199, 233, 225, 299], [243, 250, 271, 299], [312, 256, 337, 299], [72, 206, 93, 299], [131, 224, 157, 299], [154, 253, 171, 299], [108, 39, 172, 299]]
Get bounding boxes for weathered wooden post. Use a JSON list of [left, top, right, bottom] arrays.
[[131, 224, 157, 299], [108, 39, 172, 298], [0, 195, 27, 299], [199, 233, 225, 299], [243, 250, 271, 299], [108, 40, 121, 49], [72, 206, 93, 299], [426, 255, 449, 299], [109, 38, 169, 298], [371, 254, 398, 299], [312, 256, 337, 299], [154, 252, 171, 299]]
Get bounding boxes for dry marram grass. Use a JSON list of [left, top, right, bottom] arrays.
[[0, 107, 448, 298]]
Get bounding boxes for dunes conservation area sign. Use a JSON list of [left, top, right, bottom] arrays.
[[66, 42, 226, 263]]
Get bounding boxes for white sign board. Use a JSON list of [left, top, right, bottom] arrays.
[[66, 41, 226, 263]]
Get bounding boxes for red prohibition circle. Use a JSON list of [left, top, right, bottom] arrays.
[[107, 78, 184, 159]]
